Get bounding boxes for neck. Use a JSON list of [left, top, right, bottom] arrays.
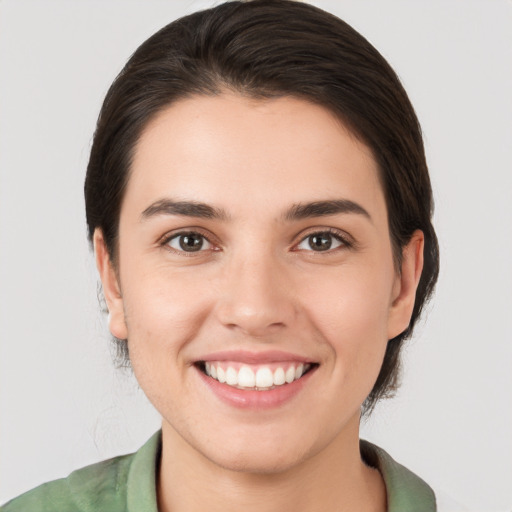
[[157, 417, 386, 512]]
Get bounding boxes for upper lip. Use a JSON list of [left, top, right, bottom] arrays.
[[196, 350, 316, 364]]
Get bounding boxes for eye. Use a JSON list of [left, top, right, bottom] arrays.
[[295, 231, 347, 252], [166, 232, 213, 253]]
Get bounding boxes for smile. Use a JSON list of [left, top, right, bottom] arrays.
[[202, 362, 313, 390]]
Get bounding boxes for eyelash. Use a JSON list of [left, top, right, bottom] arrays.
[[160, 227, 353, 255], [160, 229, 218, 256], [293, 228, 353, 253]]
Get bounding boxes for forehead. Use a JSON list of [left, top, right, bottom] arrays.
[[125, 93, 385, 221]]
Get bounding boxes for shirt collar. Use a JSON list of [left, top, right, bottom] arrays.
[[361, 439, 436, 512], [126, 431, 436, 512], [127, 430, 161, 512]]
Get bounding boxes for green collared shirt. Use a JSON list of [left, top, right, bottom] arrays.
[[2, 432, 436, 511]]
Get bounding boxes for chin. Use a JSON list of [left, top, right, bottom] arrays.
[[196, 425, 320, 476], [208, 445, 311, 475]]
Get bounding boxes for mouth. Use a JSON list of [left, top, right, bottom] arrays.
[[195, 360, 318, 391]]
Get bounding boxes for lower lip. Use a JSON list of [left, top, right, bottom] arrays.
[[195, 365, 317, 410]]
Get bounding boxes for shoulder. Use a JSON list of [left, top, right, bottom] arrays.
[[1, 431, 161, 512], [361, 442, 479, 512], [360, 440, 437, 512], [1, 453, 133, 512]]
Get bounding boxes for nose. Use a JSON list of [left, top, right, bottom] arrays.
[[214, 253, 296, 338]]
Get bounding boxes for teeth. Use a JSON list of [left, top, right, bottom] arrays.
[[273, 367, 285, 385], [285, 366, 295, 383], [255, 367, 274, 388], [238, 366, 256, 387], [226, 367, 238, 386], [203, 362, 311, 390]]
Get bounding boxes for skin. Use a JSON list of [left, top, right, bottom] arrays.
[[95, 93, 424, 512]]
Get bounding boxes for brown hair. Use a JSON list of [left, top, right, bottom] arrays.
[[85, 0, 439, 414]]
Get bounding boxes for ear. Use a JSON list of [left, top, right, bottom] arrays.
[[387, 230, 424, 340], [93, 229, 128, 340]]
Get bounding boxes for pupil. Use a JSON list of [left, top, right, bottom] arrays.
[[309, 234, 332, 251], [179, 234, 203, 252]]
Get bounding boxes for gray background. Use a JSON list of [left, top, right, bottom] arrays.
[[1, 1, 511, 510]]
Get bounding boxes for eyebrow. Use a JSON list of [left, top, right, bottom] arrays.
[[140, 199, 229, 221], [140, 198, 371, 223], [283, 199, 372, 222]]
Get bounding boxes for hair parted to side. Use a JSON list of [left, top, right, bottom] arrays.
[[85, 0, 439, 415]]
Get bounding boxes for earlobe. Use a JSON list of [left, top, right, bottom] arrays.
[[93, 229, 128, 340], [387, 230, 424, 340]]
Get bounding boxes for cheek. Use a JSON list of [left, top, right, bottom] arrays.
[[301, 262, 392, 333], [298, 264, 393, 379], [120, 269, 213, 411], [120, 266, 213, 367]]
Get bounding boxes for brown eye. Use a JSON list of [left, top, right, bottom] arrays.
[[309, 234, 333, 251], [167, 232, 211, 252], [296, 232, 345, 252]]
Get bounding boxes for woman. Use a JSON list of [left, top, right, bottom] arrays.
[[2, 1, 440, 510]]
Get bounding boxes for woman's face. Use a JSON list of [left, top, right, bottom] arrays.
[[96, 93, 422, 473]]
